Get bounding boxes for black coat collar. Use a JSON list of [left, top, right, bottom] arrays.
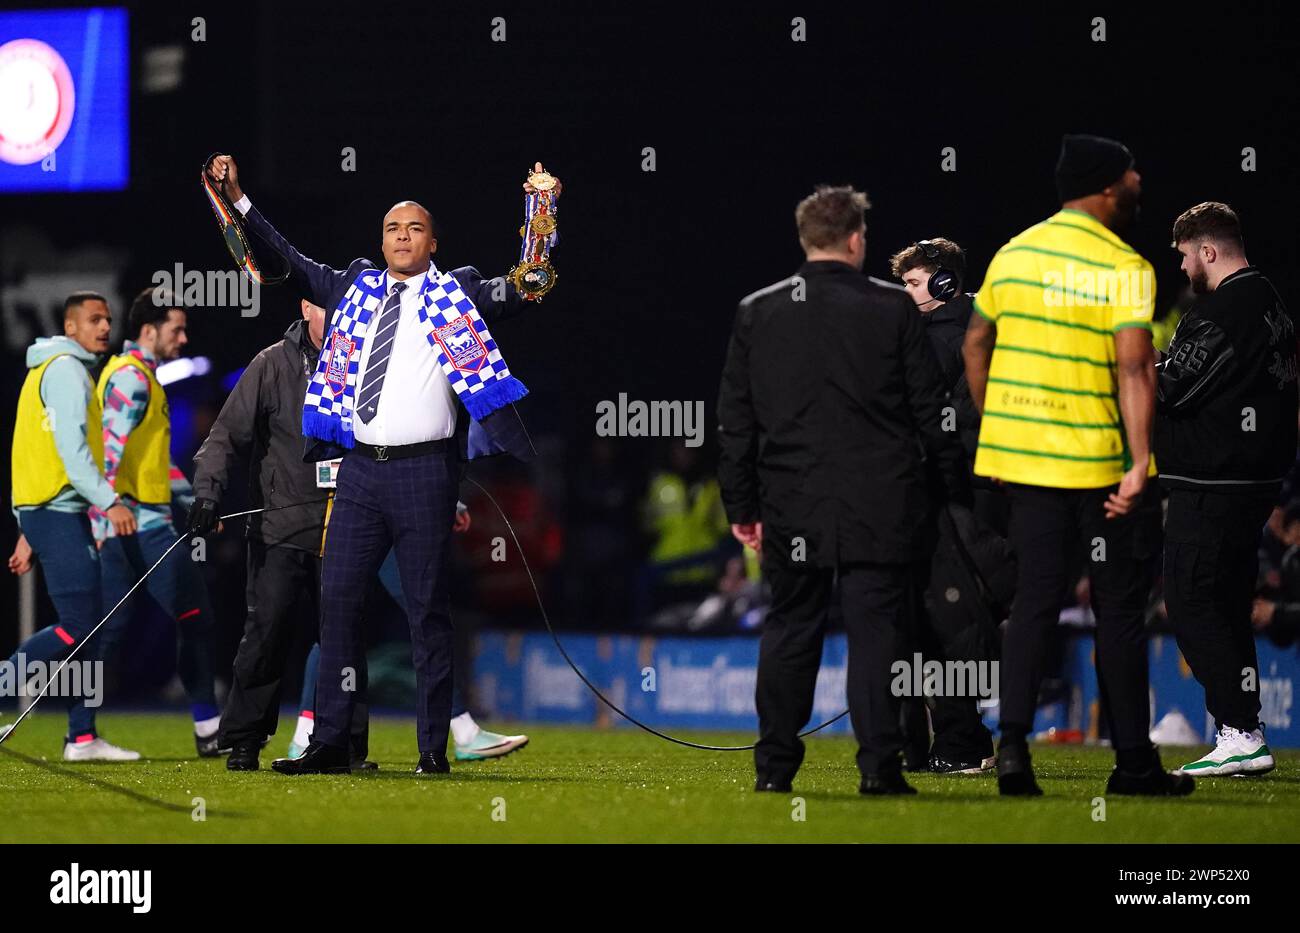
[[926, 292, 973, 327], [798, 259, 860, 277]]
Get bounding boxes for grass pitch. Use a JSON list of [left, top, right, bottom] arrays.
[[0, 712, 1297, 843]]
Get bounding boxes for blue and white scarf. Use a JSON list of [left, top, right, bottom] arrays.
[[302, 266, 527, 448]]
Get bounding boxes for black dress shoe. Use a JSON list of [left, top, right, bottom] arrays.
[[226, 740, 261, 772], [1106, 764, 1195, 796], [351, 759, 379, 771], [754, 778, 793, 793], [997, 743, 1043, 796], [271, 742, 351, 775], [215, 736, 270, 755], [859, 771, 917, 795], [414, 752, 450, 774]]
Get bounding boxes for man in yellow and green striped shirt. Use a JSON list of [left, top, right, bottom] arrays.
[[963, 134, 1193, 799], [969, 208, 1155, 486]]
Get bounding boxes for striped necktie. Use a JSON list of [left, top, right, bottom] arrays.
[[355, 280, 406, 424]]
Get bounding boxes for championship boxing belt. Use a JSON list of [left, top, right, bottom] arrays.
[[201, 154, 290, 285], [507, 169, 559, 300]]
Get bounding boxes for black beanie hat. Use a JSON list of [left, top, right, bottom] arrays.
[[1055, 134, 1133, 202]]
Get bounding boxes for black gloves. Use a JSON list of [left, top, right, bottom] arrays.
[[188, 498, 220, 536]]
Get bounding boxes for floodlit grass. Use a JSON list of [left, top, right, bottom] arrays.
[[1, 712, 1296, 843]]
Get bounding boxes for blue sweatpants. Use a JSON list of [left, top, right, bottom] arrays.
[[95, 524, 219, 728], [12, 509, 103, 739]]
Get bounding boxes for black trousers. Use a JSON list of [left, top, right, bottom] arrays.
[[1164, 488, 1275, 733], [1000, 484, 1154, 755], [929, 698, 993, 761], [900, 696, 993, 766], [218, 541, 369, 755], [913, 546, 995, 762], [755, 556, 915, 783], [219, 542, 320, 749]]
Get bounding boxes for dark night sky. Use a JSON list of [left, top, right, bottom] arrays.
[[2, 0, 1298, 633]]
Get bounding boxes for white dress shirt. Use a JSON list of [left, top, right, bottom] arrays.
[[351, 272, 457, 445], [234, 196, 457, 446]]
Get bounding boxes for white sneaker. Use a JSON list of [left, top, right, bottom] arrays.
[[62, 737, 142, 762], [1175, 725, 1274, 777], [454, 729, 530, 761]]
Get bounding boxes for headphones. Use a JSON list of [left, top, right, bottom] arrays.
[[915, 240, 961, 303]]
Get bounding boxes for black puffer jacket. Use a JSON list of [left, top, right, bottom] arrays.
[[192, 319, 330, 552]]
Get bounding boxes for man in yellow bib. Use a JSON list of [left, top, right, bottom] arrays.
[[963, 134, 1191, 797], [5, 292, 139, 760], [88, 288, 222, 757]]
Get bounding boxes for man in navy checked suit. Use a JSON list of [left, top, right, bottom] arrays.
[[204, 155, 555, 775]]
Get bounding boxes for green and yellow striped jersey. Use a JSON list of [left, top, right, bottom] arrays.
[[973, 208, 1155, 488]]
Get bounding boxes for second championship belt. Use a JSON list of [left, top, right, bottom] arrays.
[[508, 169, 559, 300]]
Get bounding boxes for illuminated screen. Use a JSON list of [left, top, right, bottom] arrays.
[[0, 7, 128, 192]]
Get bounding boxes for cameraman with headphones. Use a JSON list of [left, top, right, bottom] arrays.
[[892, 241, 979, 471], [890, 239, 1005, 775]]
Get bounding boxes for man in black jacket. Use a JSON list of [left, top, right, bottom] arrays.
[[191, 302, 336, 764], [891, 238, 1000, 774], [891, 239, 981, 485], [892, 239, 971, 391], [717, 185, 967, 795], [1157, 201, 1298, 778]]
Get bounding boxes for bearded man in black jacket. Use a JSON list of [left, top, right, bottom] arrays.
[[1157, 201, 1298, 778]]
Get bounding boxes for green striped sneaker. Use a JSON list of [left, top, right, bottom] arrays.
[[1175, 726, 1274, 777]]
